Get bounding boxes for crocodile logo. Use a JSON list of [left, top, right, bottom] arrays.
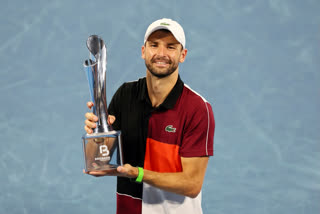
[[165, 125, 176, 133]]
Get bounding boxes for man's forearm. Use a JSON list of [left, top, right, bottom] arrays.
[[119, 157, 209, 198], [142, 169, 202, 198]]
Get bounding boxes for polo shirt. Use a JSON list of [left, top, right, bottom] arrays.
[[108, 75, 215, 214]]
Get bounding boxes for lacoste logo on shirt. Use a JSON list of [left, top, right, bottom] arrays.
[[165, 125, 176, 133]]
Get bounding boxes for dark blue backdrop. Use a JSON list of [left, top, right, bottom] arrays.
[[1, 0, 319, 213]]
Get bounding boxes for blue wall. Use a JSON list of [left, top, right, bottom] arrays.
[[0, 0, 319, 213]]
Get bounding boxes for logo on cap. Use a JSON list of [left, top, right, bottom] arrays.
[[160, 22, 170, 26]]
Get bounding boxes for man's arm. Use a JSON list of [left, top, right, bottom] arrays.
[[87, 157, 209, 198], [118, 156, 209, 198]]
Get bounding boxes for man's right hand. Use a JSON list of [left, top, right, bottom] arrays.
[[84, 101, 116, 134], [84, 102, 98, 134]]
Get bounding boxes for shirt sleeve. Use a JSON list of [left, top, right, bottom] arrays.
[[180, 101, 215, 157]]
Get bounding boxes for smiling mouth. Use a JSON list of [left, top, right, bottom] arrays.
[[155, 61, 168, 65], [152, 56, 171, 65], [152, 59, 171, 66], [153, 61, 169, 68]]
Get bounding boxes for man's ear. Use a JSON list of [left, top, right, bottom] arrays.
[[141, 45, 146, 59], [179, 48, 188, 63]]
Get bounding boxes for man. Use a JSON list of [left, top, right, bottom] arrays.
[[84, 18, 215, 214]]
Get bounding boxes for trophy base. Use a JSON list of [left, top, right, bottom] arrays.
[[88, 163, 118, 172], [82, 130, 123, 172]]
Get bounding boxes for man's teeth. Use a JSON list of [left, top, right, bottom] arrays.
[[156, 62, 166, 64]]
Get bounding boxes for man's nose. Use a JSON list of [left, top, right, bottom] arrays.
[[156, 45, 166, 56]]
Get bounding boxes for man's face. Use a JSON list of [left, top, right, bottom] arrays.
[[142, 30, 187, 78]]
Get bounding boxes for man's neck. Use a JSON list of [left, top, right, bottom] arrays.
[[146, 71, 179, 108]]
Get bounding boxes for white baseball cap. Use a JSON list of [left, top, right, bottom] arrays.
[[144, 18, 186, 48]]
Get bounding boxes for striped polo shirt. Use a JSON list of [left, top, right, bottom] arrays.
[[108, 76, 215, 214]]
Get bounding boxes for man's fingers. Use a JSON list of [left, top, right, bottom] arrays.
[[85, 119, 97, 129], [84, 112, 98, 134], [87, 101, 94, 109], [87, 171, 105, 176], [84, 125, 93, 134], [84, 170, 104, 177], [84, 113, 97, 133], [116, 164, 138, 178], [108, 115, 116, 125], [117, 166, 127, 174], [85, 112, 98, 121], [84, 119, 96, 134], [84, 170, 120, 177]]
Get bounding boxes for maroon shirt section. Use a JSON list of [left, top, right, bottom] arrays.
[[147, 86, 215, 157]]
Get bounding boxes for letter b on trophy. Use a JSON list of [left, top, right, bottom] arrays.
[[82, 35, 123, 172]]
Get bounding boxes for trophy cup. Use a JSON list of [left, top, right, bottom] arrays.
[[82, 35, 123, 172]]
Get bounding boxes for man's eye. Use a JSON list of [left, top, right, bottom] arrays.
[[168, 46, 176, 49]]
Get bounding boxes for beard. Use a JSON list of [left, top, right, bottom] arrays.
[[145, 56, 179, 78]]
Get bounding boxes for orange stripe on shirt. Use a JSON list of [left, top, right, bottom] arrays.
[[144, 138, 182, 173]]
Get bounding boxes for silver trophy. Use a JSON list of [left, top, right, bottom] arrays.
[[82, 35, 123, 172]]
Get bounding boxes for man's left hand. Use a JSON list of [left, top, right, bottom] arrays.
[[83, 164, 138, 178]]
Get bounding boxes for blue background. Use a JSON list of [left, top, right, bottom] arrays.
[[1, 0, 319, 213]]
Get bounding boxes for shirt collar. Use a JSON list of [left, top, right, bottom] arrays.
[[139, 75, 184, 110]]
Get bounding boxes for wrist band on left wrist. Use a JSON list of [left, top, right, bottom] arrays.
[[135, 167, 144, 183]]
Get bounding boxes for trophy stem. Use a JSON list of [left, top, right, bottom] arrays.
[[84, 35, 113, 133]]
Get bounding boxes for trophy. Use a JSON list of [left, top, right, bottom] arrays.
[[82, 35, 123, 172]]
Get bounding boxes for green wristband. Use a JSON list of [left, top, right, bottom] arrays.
[[135, 167, 144, 183]]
